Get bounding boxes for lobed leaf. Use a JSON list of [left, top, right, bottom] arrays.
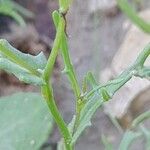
[[0, 39, 47, 85], [0, 39, 47, 71], [0, 58, 44, 85]]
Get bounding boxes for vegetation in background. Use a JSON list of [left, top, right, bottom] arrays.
[[0, 0, 149, 150], [0, 0, 33, 26]]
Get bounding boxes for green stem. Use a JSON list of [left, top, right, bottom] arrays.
[[52, 10, 81, 133], [61, 34, 81, 98], [117, 0, 150, 33], [61, 33, 82, 134], [134, 43, 150, 67], [42, 13, 72, 149], [41, 84, 72, 150], [43, 16, 65, 82], [85, 43, 150, 99], [131, 111, 150, 129]]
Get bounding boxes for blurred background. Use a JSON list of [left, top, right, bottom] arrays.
[[0, 0, 150, 150]]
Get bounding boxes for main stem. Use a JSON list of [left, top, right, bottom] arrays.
[[43, 15, 65, 82], [42, 14, 72, 150], [41, 84, 72, 150]]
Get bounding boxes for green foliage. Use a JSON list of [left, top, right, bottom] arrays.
[[0, 0, 34, 26], [0, 0, 150, 150], [117, 0, 150, 33], [0, 39, 46, 85], [0, 92, 53, 150]]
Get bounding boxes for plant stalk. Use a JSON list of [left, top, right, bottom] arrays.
[[42, 13, 72, 150], [43, 15, 65, 82], [41, 84, 72, 150], [61, 33, 83, 134], [61, 34, 81, 99]]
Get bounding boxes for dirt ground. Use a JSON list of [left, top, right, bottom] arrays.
[[0, 0, 150, 150]]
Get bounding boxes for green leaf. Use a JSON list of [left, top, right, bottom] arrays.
[[0, 39, 47, 71], [71, 67, 139, 143], [118, 131, 142, 150], [0, 58, 44, 85], [0, 39, 47, 85], [71, 71, 133, 144], [0, 92, 53, 150]]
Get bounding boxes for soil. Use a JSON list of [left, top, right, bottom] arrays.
[[0, 0, 150, 150]]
